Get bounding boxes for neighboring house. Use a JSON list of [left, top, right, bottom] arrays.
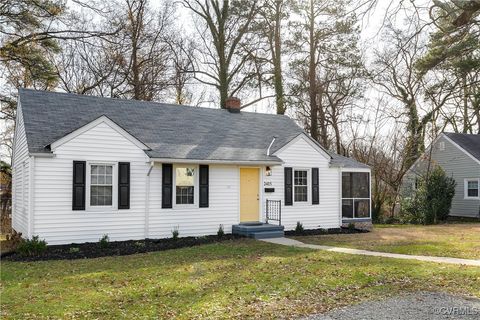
[[12, 89, 371, 245], [403, 132, 480, 218]]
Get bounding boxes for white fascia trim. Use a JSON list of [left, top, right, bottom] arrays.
[[273, 133, 331, 161], [12, 100, 23, 166], [149, 158, 283, 165], [443, 134, 480, 166], [49, 115, 149, 151], [29, 152, 54, 158]]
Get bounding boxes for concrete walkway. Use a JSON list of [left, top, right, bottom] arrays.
[[261, 237, 480, 267]]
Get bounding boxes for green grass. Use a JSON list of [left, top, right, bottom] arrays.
[[1, 239, 480, 319], [293, 223, 480, 259]]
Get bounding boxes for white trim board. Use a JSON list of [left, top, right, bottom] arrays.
[[49, 115, 150, 151], [149, 158, 282, 165]]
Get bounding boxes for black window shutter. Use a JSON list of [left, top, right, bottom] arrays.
[[284, 167, 293, 206], [312, 167, 319, 205], [162, 164, 173, 208], [118, 162, 130, 209], [72, 161, 86, 210], [199, 165, 209, 208]]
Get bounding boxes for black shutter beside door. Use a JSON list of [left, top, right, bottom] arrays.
[[284, 167, 293, 206], [72, 161, 86, 210], [118, 162, 130, 209], [312, 167, 319, 205], [162, 164, 173, 208], [199, 165, 209, 208]]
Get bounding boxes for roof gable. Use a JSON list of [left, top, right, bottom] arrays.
[[443, 133, 480, 165], [50, 115, 150, 151], [273, 133, 331, 161]]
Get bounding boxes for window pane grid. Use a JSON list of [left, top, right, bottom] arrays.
[[467, 180, 479, 197], [294, 170, 308, 202], [90, 165, 113, 206], [176, 167, 195, 205]]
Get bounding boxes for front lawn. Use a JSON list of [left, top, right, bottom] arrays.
[[1, 239, 479, 319], [293, 223, 480, 259]]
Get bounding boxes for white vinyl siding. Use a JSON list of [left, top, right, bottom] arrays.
[[33, 121, 149, 245], [147, 164, 240, 238], [11, 104, 30, 237], [268, 135, 341, 230]]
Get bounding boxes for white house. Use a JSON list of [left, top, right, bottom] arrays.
[[12, 89, 371, 245]]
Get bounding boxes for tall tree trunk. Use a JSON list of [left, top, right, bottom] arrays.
[[317, 90, 329, 147], [308, 0, 318, 141], [404, 100, 422, 168], [273, 0, 285, 114], [462, 74, 470, 133]]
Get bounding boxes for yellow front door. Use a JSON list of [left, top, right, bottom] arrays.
[[240, 168, 260, 222]]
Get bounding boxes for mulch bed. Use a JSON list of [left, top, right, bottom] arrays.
[[2, 234, 242, 262], [284, 227, 369, 237]]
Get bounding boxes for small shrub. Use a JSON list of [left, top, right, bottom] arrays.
[[172, 226, 179, 240], [69, 247, 80, 254], [17, 236, 47, 257], [217, 224, 225, 238], [99, 234, 109, 249], [134, 241, 145, 248], [347, 222, 356, 231], [295, 221, 304, 235]]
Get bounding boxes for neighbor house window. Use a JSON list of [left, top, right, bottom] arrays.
[[342, 172, 370, 219], [176, 166, 195, 204], [464, 179, 479, 199], [294, 169, 308, 202], [90, 164, 113, 206]]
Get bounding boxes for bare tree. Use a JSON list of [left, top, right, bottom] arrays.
[[253, 0, 291, 114], [182, 0, 261, 108]]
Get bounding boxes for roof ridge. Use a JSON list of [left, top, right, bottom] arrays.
[[18, 88, 293, 119]]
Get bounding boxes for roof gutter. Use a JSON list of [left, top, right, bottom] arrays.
[[29, 152, 54, 158], [148, 157, 283, 166]]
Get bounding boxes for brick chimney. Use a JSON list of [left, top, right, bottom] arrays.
[[225, 97, 241, 113]]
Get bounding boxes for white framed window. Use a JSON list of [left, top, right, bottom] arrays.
[[464, 178, 479, 200], [86, 162, 117, 210], [294, 169, 309, 203], [438, 141, 445, 151], [174, 165, 197, 206]]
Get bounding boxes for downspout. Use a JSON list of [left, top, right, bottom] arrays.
[[338, 166, 343, 228], [266, 136, 277, 156], [144, 161, 154, 238], [28, 156, 35, 238]]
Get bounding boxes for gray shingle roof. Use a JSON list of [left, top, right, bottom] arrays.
[[328, 152, 370, 169], [18, 88, 369, 168], [444, 132, 480, 161]]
